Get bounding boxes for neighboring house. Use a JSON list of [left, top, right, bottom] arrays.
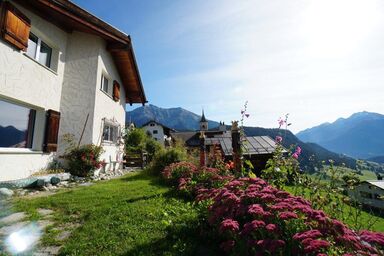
[[171, 112, 281, 173], [171, 111, 227, 147], [347, 180, 384, 210], [141, 120, 175, 146], [0, 0, 146, 181]]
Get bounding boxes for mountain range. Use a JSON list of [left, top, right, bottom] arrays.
[[296, 111, 384, 160], [126, 105, 358, 170], [126, 104, 219, 131], [0, 125, 25, 147]]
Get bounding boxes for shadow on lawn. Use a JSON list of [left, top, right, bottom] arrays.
[[120, 219, 220, 256], [120, 172, 221, 256]]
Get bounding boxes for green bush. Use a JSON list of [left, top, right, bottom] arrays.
[[62, 144, 104, 177], [124, 128, 147, 152], [147, 146, 188, 176], [145, 139, 163, 162]]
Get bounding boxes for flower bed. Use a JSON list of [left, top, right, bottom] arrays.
[[161, 161, 384, 255]]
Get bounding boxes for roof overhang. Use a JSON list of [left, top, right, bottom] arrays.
[[14, 0, 147, 104]]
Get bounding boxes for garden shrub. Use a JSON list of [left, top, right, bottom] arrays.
[[124, 128, 147, 152], [62, 144, 105, 177], [145, 138, 163, 162], [195, 177, 384, 255], [147, 146, 188, 175]]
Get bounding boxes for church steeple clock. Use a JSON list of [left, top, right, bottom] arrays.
[[200, 110, 208, 131]]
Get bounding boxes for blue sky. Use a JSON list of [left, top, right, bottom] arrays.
[[73, 0, 384, 133]]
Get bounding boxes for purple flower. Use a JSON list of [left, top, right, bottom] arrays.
[[275, 136, 283, 143]]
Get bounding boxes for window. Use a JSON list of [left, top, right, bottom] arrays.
[[153, 130, 158, 134], [0, 99, 35, 148], [26, 32, 52, 68], [102, 122, 119, 143], [150, 123, 155, 127], [100, 74, 111, 95]]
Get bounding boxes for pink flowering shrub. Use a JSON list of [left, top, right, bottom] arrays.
[[162, 161, 198, 184], [162, 162, 234, 195], [196, 176, 384, 255]]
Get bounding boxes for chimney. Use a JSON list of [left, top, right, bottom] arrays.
[[231, 121, 242, 173], [219, 121, 226, 132], [199, 131, 206, 167]]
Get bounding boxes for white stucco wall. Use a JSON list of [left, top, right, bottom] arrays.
[[0, 151, 53, 181], [0, 2, 68, 181], [57, 32, 100, 155], [142, 122, 165, 145], [93, 41, 126, 171]]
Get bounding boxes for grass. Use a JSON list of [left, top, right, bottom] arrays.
[[284, 185, 384, 232], [13, 172, 219, 256]]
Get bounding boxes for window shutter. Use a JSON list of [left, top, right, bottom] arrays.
[[113, 80, 120, 102], [44, 110, 60, 153], [0, 1, 31, 51]]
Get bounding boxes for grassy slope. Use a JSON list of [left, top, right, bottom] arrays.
[[284, 186, 384, 232], [13, 172, 218, 256]]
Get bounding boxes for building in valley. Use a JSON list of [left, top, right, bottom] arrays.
[[171, 111, 281, 173], [141, 120, 175, 146], [347, 180, 384, 210], [0, 0, 146, 181]]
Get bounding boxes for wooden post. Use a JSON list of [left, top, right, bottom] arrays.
[[199, 131, 206, 167], [231, 121, 242, 173]]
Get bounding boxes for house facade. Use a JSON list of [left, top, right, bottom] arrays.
[[347, 180, 384, 210], [141, 120, 174, 146], [0, 0, 146, 181]]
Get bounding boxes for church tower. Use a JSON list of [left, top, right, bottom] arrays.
[[200, 110, 208, 131]]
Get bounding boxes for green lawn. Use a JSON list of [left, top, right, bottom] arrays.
[[13, 172, 218, 256]]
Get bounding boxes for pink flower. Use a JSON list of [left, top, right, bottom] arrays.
[[293, 230, 323, 241], [242, 220, 266, 235], [303, 240, 330, 253], [275, 136, 283, 144], [359, 230, 384, 246], [219, 219, 239, 233], [265, 224, 277, 232], [278, 118, 286, 128], [248, 204, 265, 216], [292, 152, 299, 159], [296, 146, 302, 154], [279, 211, 298, 220]]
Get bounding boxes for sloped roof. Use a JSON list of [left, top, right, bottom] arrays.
[[365, 180, 384, 190], [206, 135, 281, 156], [15, 0, 146, 104], [141, 120, 176, 132]]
